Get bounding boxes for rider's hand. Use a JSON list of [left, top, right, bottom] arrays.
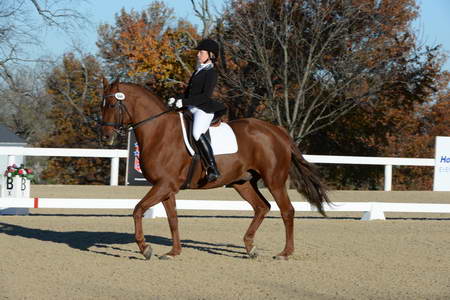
[[168, 97, 175, 107], [175, 99, 183, 108]]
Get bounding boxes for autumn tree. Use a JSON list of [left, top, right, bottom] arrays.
[[305, 44, 446, 190], [39, 52, 110, 184], [215, 0, 439, 143], [97, 1, 200, 100], [383, 72, 450, 190]]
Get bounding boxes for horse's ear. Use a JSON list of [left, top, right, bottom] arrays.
[[112, 77, 120, 86], [102, 76, 109, 90]]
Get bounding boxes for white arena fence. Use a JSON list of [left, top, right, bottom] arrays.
[[0, 147, 435, 189], [0, 146, 448, 220], [1, 197, 450, 220], [0, 147, 128, 186]]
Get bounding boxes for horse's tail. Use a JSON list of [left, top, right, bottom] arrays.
[[289, 142, 331, 217]]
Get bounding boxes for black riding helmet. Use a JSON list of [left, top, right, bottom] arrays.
[[195, 39, 219, 60]]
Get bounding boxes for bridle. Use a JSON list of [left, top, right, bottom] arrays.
[[101, 91, 173, 135]]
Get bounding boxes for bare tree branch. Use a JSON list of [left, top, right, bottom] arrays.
[[190, 0, 214, 38], [29, 0, 86, 26], [217, 0, 425, 143], [0, 0, 89, 89]]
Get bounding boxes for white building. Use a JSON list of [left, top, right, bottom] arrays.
[[0, 124, 27, 170]]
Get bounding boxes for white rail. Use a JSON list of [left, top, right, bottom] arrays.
[[0, 147, 435, 189], [1, 198, 449, 220], [0, 147, 128, 186], [304, 155, 434, 191]]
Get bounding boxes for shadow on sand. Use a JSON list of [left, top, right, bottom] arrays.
[[0, 221, 248, 260], [1, 214, 448, 260]]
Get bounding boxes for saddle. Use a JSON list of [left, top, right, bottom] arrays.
[[179, 110, 237, 156], [182, 110, 221, 148]]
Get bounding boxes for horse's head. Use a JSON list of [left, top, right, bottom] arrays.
[[100, 78, 134, 145]]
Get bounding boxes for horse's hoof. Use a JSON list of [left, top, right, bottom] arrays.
[[273, 255, 289, 261], [248, 246, 258, 259], [142, 245, 153, 260], [159, 254, 175, 260]]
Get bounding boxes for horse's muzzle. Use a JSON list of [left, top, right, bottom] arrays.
[[101, 130, 118, 146]]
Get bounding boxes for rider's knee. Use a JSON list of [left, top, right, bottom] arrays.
[[193, 131, 201, 141]]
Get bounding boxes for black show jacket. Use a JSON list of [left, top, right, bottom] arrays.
[[183, 66, 226, 114]]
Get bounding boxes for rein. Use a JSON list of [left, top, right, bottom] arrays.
[[129, 110, 173, 130], [101, 92, 173, 134]]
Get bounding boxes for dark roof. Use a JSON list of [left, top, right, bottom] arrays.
[[0, 125, 26, 144]]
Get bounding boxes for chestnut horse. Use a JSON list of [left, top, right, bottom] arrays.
[[100, 79, 330, 260]]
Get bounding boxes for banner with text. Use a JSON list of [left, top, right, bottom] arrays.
[[433, 136, 450, 191]]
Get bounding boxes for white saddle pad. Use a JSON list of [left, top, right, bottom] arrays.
[[179, 112, 238, 156]]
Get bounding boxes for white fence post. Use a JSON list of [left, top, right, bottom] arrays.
[[110, 157, 119, 186], [361, 202, 386, 220], [384, 165, 392, 191]]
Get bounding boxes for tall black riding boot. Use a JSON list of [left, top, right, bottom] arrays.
[[196, 134, 221, 182]]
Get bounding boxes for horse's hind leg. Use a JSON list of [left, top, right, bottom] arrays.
[[266, 184, 295, 260], [260, 164, 295, 259], [232, 180, 271, 258]]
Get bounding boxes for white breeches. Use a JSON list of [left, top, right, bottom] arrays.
[[188, 106, 214, 141]]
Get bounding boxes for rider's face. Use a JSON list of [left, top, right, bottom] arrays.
[[197, 50, 210, 64]]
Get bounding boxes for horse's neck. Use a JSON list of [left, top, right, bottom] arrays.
[[128, 88, 178, 158], [132, 95, 165, 122], [133, 112, 178, 156]]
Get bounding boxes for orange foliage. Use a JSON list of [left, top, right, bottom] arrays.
[[97, 2, 200, 99], [39, 53, 112, 184], [382, 73, 450, 189]]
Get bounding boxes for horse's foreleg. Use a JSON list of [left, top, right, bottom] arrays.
[[133, 184, 172, 260], [159, 194, 181, 259], [232, 181, 270, 258]]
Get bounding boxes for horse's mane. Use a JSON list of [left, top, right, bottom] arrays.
[[119, 82, 167, 110]]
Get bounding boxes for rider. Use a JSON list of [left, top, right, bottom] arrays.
[[168, 39, 226, 182]]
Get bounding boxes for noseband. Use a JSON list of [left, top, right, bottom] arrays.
[[101, 92, 172, 135]]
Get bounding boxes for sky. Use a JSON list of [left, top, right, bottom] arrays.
[[414, 0, 450, 70], [34, 0, 450, 71], [33, 0, 225, 58]]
